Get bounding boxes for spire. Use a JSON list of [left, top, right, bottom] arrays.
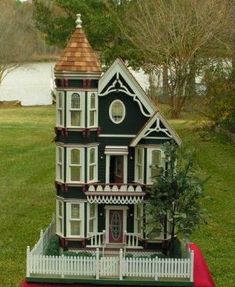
[[54, 14, 101, 74], [76, 13, 82, 28]]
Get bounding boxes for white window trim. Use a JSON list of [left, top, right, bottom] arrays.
[[66, 147, 85, 184], [135, 147, 144, 184], [109, 99, 126, 124], [66, 202, 84, 238], [67, 91, 85, 128], [56, 199, 64, 236], [87, 203, 97, 236], [146, 148, 164, 184], [56, 146, 64, 182], [87, 92, 98, 128], [134, 204, 143, 237], [56, 91, 64, 127], [87, 146, 98, 183]]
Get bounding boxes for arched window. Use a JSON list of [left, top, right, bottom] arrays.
[[69, 93, 84, 127]]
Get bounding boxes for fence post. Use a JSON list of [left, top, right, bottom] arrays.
[[61, 255, 64, 278], [190, 250, 194, 282], [154, 257, 158, 281], [119, 248, 123, 280], [96, 248, 99, 279], [26, 246, 30, 277]]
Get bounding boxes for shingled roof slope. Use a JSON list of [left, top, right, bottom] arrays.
[[54, 28, 102, 74]]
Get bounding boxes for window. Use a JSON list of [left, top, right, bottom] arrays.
[[56, 146, 64, 182], [68, 92, 84, 128], [67, 148, 84, 183], [56, 200, 64, 235], [147, 148, 163, 184], [87, 203, 97, 235], [56, 92, 64, 127], [109, 100, 125, 124], [135, 204, 143, 235], [135, 147, 144, 183], [88, 92, 98, 127], [67, 203, 84, 237], [87, 147, 98, 182]]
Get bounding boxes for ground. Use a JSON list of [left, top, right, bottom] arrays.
[[0, 105, 234, 287]]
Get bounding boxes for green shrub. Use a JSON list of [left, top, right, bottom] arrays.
[[63, 251, 94, 257], [44, 235, 60, 256]]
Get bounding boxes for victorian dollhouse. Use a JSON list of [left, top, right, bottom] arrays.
[[25, 15, 195, 286], [53, 15, 181, 251]]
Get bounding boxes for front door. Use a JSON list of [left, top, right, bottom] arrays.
[[110, 155, 124, 183], [109, 210, 123, 243]]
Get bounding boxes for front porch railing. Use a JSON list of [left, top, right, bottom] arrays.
[[125, 231, 142, 248]]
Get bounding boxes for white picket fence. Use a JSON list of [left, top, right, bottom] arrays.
[[27, 247, 194, 282]]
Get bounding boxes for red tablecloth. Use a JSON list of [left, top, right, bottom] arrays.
[[188, 243, 215, 287]]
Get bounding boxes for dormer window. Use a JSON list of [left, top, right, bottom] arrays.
[[109, 100, 125, 124], [67, 92, 85, 128]]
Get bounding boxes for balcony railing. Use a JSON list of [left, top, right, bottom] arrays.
[[86, 183, 145, 193]]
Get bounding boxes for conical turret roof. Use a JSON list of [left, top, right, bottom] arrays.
[[54, 15, 102, 74]]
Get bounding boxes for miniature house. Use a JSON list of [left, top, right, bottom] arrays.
[[53, 14, 182, 252], [25, 15, 195, 286]]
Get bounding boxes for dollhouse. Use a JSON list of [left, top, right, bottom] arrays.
[[25, 15, 195, 286], [53, 14, 181, 251]]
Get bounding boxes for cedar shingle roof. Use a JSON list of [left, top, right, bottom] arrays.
[[54, 28, 102, 74]]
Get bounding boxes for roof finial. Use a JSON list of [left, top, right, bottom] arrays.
[[76, 14, 82, 28]]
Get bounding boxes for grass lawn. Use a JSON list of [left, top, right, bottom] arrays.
[[0, 105, 234, 287]]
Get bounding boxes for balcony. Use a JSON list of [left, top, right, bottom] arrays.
[[85, 183, 145, 204]]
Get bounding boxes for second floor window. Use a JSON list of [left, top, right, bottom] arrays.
[[67, 148, 84, 183], [135, 147, 144, 183], [56, 146, 64, 182], [87, 147, 98, 182], [147, 148, 163, 184]]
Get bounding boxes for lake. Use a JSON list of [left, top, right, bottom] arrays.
[[0, 62, 55, 106], [0, 62, 149, 106]]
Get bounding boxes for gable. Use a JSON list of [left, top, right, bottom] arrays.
[[98, 58, 156, 118], [130, 112, 182, 146]]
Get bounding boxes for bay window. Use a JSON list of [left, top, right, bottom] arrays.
[[67, 147, 84, 183], [87, 146, 98, 182], [56, 200, 64, 236], [87, 203, 97, 235], [147, 148, 163, 184], [67, 92, 85, 128], [56, 146, 64, 182], [67, 202, 84, 237], [135, 147, 144, 183], [56, 91, 64, 127], [88, 92, 98, 127]]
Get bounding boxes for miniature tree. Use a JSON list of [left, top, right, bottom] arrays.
[[146, 142, 206, 257]]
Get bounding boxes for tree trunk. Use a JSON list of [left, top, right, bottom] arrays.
[[163, 65, 168, 101]]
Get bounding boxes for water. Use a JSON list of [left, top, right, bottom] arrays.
[[0, 62, 150, 106], [0, 62, 55, 106]]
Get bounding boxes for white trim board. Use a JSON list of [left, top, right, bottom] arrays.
[[130, 112, 182, 147], [98, 58, 155, 117]]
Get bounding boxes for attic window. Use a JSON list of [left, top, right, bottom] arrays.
[[109, 100, 125, 124]]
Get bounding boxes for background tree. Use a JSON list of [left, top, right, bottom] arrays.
[[0, 0, 37, 85], [33, 0, 142, 67], [120, 0, 229, 118], [146, 142, 206, 257]]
